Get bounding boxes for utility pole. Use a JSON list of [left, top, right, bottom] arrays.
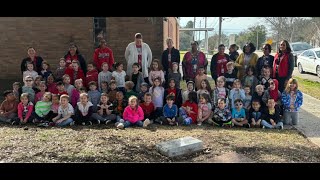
[[256, 30, 259, 50], [205, 17, 208, 57], [218, 17, 222, 46], [193, 17, 196, 41], [199, 20, 201, 41]]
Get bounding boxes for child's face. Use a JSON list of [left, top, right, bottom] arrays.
[[227, 65, 234, 71], [289, 82, 297, 90], [89, 85, 97, 91], [201, 81, 207, 89], [21, 96, 29, 104], [217, 79, 225, 88], [63, 77, 70, 85], [59, 60, 66, 68], [169, 80, 175, 88], [25, 78, 34, 87], [80, 95, 88, 104], [199, 96, 207, 104], [256, 86, 264, 94], [187, 83, 194, 91], [43, 94, 51, 102], [101, 83, 108, 90], [75, 81, 83, 89], [110, 83, 117, 90], [244, 87, 250, 94], [269, 81, 275, 90], [47, 77, 54, 84], [252, 101, 261, 111], [72, 63, 79, 71], [102, 64, 109, 71], [42, 64, 48, 70], [235, 101, 243, 109], [87, 64, 94, 71], [198, 68, 205, 74], [57, 85, 65, 92], [172, 64, 178, 71], [166, 99, 174, 106], [144, 95, 152, 104], [132, 65, 139, 72], [267, 99, 275, 108], [39, 84, 46, 92], [247, 69, 253, 76], [152, 62, 158, 70], [52, 96, 60, 104], [13, 85, 19, 91], [116, 92, 124, 101], [34, 78, 41, 85], [101, 95, 108, 104], [218, 100, 225, 109], [263, 68, 270, 77], [141, 86, 148, 92], [27, 64, 34, 71], [60, 97, 68, 106], [154, 79, 161, 87], [117, 64, 123, 71], [129, 99, 137, 108], [234, 82, 241, 89]]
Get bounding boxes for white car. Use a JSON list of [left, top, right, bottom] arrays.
[[297, 48, 320, 77]]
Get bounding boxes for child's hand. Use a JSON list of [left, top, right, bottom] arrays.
[[56, 120, 63, 124], [290, 105, 295, 109], [172, 117, 175, 122]]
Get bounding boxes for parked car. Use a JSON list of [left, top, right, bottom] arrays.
[[290, 42, 313, 67], [297, 48, 320, 77]]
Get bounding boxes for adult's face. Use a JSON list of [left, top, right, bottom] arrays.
[[191, 43, 198, 51], [245, 45, 251, 53], [167, 39, 173, 49], [69, 45, 77, 55], [28, 48, 36, 57], [218, 46, 225, 54], [263, 45, 270, 56], [100, 40, 107, 48], [135, 38, 142, 45], [280, 41, 286, 52]]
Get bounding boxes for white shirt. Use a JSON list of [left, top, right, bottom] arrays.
[[58, 103, 74, 118]]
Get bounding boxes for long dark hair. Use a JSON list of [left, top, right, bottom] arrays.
[[278, 40, 292, 54]]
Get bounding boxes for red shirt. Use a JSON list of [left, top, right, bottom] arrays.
[[85, 69, 98, 88], [167, 88, 177, 101], [136, 45, 142, 67], [181, 100, 198, 123], [216, 54, 228, 77], [52, 90, 68, 96], [140, 102, 155, 116], [93, 47, 114, 71], [65, 54, 78, 68]]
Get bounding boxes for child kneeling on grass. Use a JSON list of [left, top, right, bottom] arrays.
[[116, 95, 150, 129], [51, 94, 74, 127]]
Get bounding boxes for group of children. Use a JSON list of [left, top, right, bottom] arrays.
[[0, 56, 303, 130]]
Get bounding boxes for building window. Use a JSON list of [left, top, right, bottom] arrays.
[[93, 17, 106, 48]]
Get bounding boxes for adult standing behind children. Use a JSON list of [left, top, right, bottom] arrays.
[[93, 39, 114, 72], [161, 37, 180, 85], [21, 47, 44, 75], [64, 43, 87, 75], [210, 44, 230, 84], [125, 33, 152, 84], [235, 43, 258, 80]]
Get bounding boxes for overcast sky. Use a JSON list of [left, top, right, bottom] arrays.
[[179, 17, 263, 40]]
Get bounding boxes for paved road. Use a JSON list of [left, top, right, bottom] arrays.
[[292, 67, 320, 82]]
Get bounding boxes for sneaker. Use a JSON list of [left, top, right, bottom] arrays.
[[119, 119, 125, 123], [11, 120, 18, 125], [279, 124, 284, 130], [37, 122, 49, 127], [116, 122, 124, 129], [197, 122, 202, 126], [69, 121, 74, 126], [143, 118, 151, 127], [105, 119, 112, 125], [87, 121, 93, 125], [262, 126, 265, 129], [245, 123, 250, 128], [33, 118, 40, 124], [97, 120, 101, 125], [82, 122, 86, 126], [154, 118, 162, 125], [176, 122, 179, 126]]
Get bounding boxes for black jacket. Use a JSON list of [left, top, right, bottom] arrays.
[[21, 56, 44, 75], [256, 55, 274, 77], [210, 53, 230, 81], [161, 47, 180, 72]]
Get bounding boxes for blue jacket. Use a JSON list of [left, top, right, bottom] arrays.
[[281, 90, 303, 112], [163, 104, 178, 118]]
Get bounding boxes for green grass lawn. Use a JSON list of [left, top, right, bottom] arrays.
[[294, 76, 320, 100]]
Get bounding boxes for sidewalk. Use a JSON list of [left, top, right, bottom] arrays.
[[295, 93, 320, 147]]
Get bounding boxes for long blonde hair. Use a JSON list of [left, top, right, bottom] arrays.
[[284, 78, 298, 93]]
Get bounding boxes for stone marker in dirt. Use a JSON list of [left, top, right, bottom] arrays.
[[156, 136, 203, 157], [209, 152, 254, 163]]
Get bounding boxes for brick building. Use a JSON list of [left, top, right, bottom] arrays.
[[0, 17, 179, 81]]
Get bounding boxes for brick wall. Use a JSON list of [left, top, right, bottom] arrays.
[[163, 17, 180, 50], [105, 17, 164, 70], [0, 17, 94, 80]]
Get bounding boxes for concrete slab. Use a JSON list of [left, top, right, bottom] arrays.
[[156, 136, 203, 158], [209, 152, 254, 163]]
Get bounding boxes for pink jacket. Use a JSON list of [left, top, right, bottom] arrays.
[[123, 105, 144, 123], [18, 102, 34, 120]]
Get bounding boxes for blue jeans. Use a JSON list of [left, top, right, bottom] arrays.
[[179, 107, 193, 125], [261, 120, 283, 129], [56, 118, 73, 127], [124, 120, 143, 128]]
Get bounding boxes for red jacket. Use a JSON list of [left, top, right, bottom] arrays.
[[65, 68, 85, 85], [93, 47, 114, 71], [181, 100, 198, 123], [273, 52, 289, 78], [85, 69, 98, 88], [18, 102, 34, 120]]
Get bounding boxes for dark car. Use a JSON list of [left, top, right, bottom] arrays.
[[290, 42, 313, 67]]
